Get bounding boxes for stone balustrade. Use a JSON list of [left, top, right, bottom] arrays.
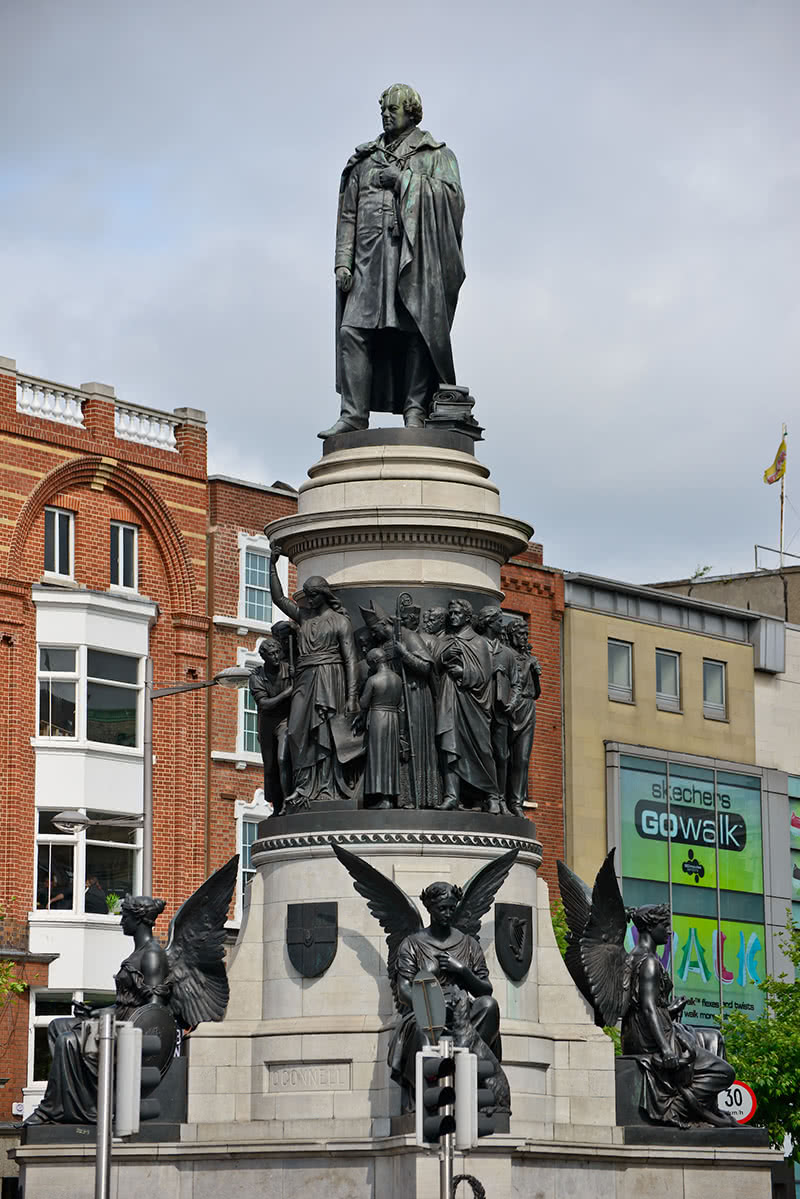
[[16, 375, 85, 428], [114, 402, 178, 452]]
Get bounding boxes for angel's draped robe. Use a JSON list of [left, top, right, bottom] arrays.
[[26, 944, 169, 1124], [622, 949, 735, 1126]]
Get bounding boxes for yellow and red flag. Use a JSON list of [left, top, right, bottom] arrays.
[[764, 437, 787, 485]]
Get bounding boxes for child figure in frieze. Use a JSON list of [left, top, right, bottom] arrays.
[[353, 646, 403, 809]]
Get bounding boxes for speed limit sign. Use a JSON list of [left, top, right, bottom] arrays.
[[717, 1081, 757, 1123]]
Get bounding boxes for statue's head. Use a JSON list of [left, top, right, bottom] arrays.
[[302, 575, 337, 611], [120, 894, 166, 934], [422, 605, 446, 635], [420, 880, 462, 926], [258, 637, 282, 669], [475, 605, 503, 636], [506, 615, 529, 652], [271, 621, 294, 655], [629, 902, 671, 945], [366, 645, 387, 672], [397, 593, 420, 630], [354, 626, 375, 657], [359, 600, 393, 642], [446, 598, 473, 631], [379, 84, 423, 139]]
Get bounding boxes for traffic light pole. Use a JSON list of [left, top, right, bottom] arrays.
[[95, 1008, 115, 1199], [438, 1035, 454, 1199]]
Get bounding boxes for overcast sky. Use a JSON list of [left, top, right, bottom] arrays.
[[3, 0, 798, 583]]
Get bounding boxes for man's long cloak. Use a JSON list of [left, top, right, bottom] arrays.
[[335, 126, 465, 413], [434, 626, 497, 795]]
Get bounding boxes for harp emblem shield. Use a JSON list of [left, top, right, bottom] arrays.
[[286, 902, 338, 977], [495, 902, 533, 981]]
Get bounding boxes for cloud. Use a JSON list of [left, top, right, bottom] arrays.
[[2, 0, 798, 583]]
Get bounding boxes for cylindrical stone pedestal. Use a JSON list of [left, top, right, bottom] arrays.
[[266, 429, 533, 600]]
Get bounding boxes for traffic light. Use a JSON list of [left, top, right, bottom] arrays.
[[115, 1023, 164, 1135], [454, 1051, 498, 1148], [415, 1048, 456, 1145]]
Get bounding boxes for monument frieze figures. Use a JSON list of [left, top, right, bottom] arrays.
[[505, 615, 542, 817], [557, 850, 738, 1129], [269, 549, 361, 808], [332, 843, 517, 1116], [433, 599, 499, 813], [262, 562, 543, 816], [319, 83, 465, 438], [248, 636, 293, 815], [25, 857, 238, 1126]]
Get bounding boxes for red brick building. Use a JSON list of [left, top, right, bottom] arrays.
[[0, 355, 212, 1121], [500, 544, 565, 889], [206, 475, 298, 916], [0, 353, 564, 1125]]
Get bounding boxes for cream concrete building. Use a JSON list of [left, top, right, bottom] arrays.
[[563, 573, 768, 882], [562, 573, 794, 1019]]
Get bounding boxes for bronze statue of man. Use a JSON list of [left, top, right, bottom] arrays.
[[319, 84, 465, 438]]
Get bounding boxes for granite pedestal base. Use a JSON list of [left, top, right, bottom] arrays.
[[13, 1131, 779, 1198], [180, 810, 619, 1147]]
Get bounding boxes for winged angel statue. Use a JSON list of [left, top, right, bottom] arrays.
[[557, 850, 737, 1128], [25, 856, 239, 1125], [333, 842, 517, 1114]]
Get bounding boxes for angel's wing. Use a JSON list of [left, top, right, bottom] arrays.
[[331, 842, 423, 1008], [556, 858, 592, 942], [452, 848, 518, 939], [578, 849, 629, 1027], [556, 857, 596, 1013], [165, 855, 238, 1028]]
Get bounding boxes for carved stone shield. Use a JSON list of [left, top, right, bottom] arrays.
[[286, 902, 338, 977], [495, 902, 533, 981]]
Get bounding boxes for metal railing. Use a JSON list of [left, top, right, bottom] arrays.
[[754, 544, 800, 571]]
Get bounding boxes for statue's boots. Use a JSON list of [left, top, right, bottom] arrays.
[[484, 796, 508, 816], [317, 416, 368, 439]]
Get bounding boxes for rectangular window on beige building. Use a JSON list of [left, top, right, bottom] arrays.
[[655, 649, 680, 712], [703, 658, 726, 719], [608, 639, 633, 702]]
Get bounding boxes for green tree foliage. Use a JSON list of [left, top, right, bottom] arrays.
[[0, 959, 26, 1003], [722, 917, 800, 1160], [0, 901, 27, 1005], [550, 896, 569, 956]]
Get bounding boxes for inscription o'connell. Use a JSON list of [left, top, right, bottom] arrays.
[[267, 1061, 351, 1093]]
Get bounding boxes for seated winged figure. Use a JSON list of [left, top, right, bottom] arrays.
[[26, 856, 239, 1125], [557, 850, 737, 1129], [332, 842, 517, 1115]]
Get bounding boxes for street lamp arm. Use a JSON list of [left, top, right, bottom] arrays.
[[151, 679, 217, 699], [151, 666, 251, 699]]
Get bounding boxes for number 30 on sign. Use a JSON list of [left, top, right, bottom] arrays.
[[717, 1081, 757, 1123]]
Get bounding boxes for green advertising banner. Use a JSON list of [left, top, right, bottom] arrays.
[[790, 786, 800, 920], [623, 913, 766, 1027], [620, 756, 763, 896]]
